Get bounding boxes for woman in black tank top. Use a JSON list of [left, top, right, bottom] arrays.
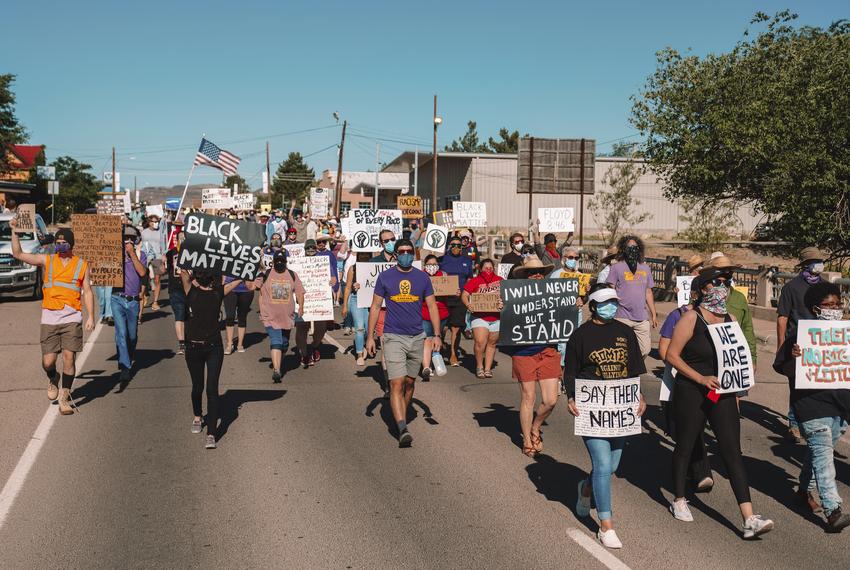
[[665, 268, 774, 539]]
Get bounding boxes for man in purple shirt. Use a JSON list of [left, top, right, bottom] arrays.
[[605, 235, 658, 358], [111, 225, 148, 382]]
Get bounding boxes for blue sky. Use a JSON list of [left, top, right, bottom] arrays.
[[2, 0, 845, 189]]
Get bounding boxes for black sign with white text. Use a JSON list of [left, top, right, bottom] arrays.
[[177, 213, 265, 280], [498, 278, 580, 345]]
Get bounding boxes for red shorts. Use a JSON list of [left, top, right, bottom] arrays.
[[512, 347, 562, 382], [376, 308, 386, 337]]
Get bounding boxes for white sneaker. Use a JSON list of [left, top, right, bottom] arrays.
[[597, 529, 622, 549], [576, 480, 591, 517], [670, 499, 694, 522], [742, 515, 774, 539]]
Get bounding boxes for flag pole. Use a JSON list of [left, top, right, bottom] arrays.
[[169, 134, 204, 246]]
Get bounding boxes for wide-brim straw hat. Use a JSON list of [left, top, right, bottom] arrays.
[[687, 254, 705, 272], [513, 255, 554, 278], [706, 254, 741, 271], [799, 247, 827, 265]]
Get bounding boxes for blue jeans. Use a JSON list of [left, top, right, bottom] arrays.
[[111, 295, 139, 370], [265, 327, 290, 352], [96, 286, 113, 319], [799, 416, 848, 515], [582, 437, 626, 521], [348, 293, 369, 354]]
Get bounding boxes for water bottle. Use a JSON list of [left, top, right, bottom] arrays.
[[431, 353, 448, 377]]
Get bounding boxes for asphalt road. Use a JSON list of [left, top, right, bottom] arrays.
[[0, 290, 847, 569]]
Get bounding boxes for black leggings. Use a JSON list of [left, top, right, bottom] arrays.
[[185, 344, 224, 436], [224, 291, 254, 327], [671, 379, 751, 503]]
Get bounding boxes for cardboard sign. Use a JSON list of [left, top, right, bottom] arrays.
[[232, 193, 255, 211], [795, 319, 850, 389], [14, 204, 36, 234], [201, 188, 233, 210], [145, 204, 164, 219], [421, 224, 449, 253], [96, 197, 124, 215], [348, 209, 403, 252], [451, 201, 487, 227], [573, 378, 642, 437], [397, 195, 423, 219], [432, 210, 455, 229], [310, 187, 329, 219], [355, 261, 421, 308], [676, 276, 694, 307], [497, 263, 513, 279], [431, 274, 459, 296], [287, 255, 333, 321], [468, 291, 501, 313], [71, 214, 124, 287], [498, 278, 580, 345], [537, 207, 575, 233], [178, 213, 265, 280], [708, 321, 755, 394]]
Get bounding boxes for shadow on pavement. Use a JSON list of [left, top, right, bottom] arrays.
[[72, 371, 126, 407], [741, 400, 792, 440], [365, 396, 436, 439], [472, 403, 523, 450], [217, 388, 287, 440], [525, 453, 598, 534]]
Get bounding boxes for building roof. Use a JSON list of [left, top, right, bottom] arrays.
[[382, 150, 517, 172], [321, 169, 408, 189], [9, 145, 43, 169]]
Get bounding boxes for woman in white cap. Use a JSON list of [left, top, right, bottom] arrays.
[[564, 283, 647, 549]]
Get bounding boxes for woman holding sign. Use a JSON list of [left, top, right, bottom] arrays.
[[665, 268, 774, 539], [564, 284, 646, 549], [461, 258, 502, 379]]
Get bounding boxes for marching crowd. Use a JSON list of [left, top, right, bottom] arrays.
[[7, 198, 850, 549]]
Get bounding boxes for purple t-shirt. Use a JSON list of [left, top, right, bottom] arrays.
[[115, 251, 147, 297], [605, 261, 655, 321], [373, 266, 434, 336], [660, 306, 687, 339]]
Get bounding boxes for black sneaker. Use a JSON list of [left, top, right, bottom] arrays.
[[119, 368, 131, 383], [301, 356, 310, 369], [422, 367, 432, 382], [177, 341, 185, 355], [826, 508, 850, 533], [272, 369, 282, 383], [398, 429, 413, 448]]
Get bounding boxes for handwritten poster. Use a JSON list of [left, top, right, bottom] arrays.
[[145, 204, 164, 219], [286, 255, 333, 321], [676, 276, 694, 307], [14, 204, 36, 234], [432, 210, 455, 229], [348, 209, 403, 252], [430, 274, 459, 296], [795, 319, 850, 389], [397, 195, 423, 219], [499, 278, 580, 345], [71, 214, 124, 286], [537, 207, 575, 233], [497, 263, 513, 279], [707, 321, 755, 394], [573, 378, 642, 437], [284, 243, 304, 258], [201, 188, 233, 210], [178, 213, 265, 280], [468, 292, 501, 313], [96, 197, 124, 215], [451, 201, 487, 227], [421, 224, 448, 253], [310, 187, 329, 219], [355, 261, 421, 308], [232, 193, 255, 211]]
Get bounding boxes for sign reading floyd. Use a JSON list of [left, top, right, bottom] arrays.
[[178, 213, 265, 280]]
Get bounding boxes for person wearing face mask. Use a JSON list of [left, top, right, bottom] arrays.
[[315, 234, 339, 301], [665, 267, 774, 539], [419, 254, 450, 380], [266, 210, 287, 243], [774, 282, 850, 532], [776, 246, 829, 443], [409, 219, 423, 249], [461, 258, 502, 378], [11, 222, 95, 415], [439, 236, 474, 366], [564, 284, 646, 549], [605, 235, 657, 359], [499, 232, 526, 277], [141, 214, 166, 311], [284, 227, 299, 245], [548, 246, 591, 370], [370, 229, 397, 263], [261, 232, 284, 272], [109, 225, 149, 384], [342, 251, 376, 366]]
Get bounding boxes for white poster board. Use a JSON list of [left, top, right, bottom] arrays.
[[310, 187, 329, 219], [708, 321, 755, 394], [202, 188, 233, 210], [145, 204, 164, 219], [537, 207, 575, 233], [348, 209, 403, 252], [795, 319, 850, 389], [233, 193, 255, 211], [676, 276, 694, 307], [451, 201, 487, 227], [284, 243, 304, 258], [573, 378, 642, 437], [355, 261, 422, 308], [122, 192, 131, 214], [497, 263, 513, 279], [286, 255, 333, 321], [421, 224, 448, 253]]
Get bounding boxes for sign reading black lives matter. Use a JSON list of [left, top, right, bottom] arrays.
[[498, 278, 580, 345], [707, 321, 755, 394], [573, 378, 642, 437], [348, 209, 403, 252], [178, 213, 265, 280]]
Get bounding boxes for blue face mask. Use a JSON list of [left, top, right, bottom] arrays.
[[397, 253, 414, 268], [384, 239, 396, 254], [564, 258, 577, 270], [55, 242, 71, 254], [595, 301, 618, 321]]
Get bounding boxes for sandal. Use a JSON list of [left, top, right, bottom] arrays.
[[151, 302, 161, 311], [522, 439, 538, 458], [476, 368, 486, 379], [483, 370, 493, 378], [530, 430, 543, 453]]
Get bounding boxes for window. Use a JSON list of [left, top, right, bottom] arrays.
[[358, 202, 371, 209], [340, 202, 351, 214], [445, 194, 460, 209]]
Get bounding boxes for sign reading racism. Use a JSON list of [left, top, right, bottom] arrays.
[[310, 187, 329, 219], [178, 213, 265, 280], [397, 195, 423, 219], [537, 207, 575, 233], [14, 204, 36, 234], [421, 224, 448, 253], [348, 209, 403, 252], [708, 321, 755, 394], [355, 261, 421, 308], [286, 254, 333, 321], [499, 278, 580, 345], [71, 214, 124, 287], [430, 274, 459, 296], [451, 201, 487, 227], [573, 378, 642, 437], [432, 210, 455, 229], [795, 319, 850, 389], [201, 188, 233, 210], [676, 276, 694, 307]]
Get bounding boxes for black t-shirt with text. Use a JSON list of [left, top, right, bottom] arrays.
[[563, 319, 646, 398]]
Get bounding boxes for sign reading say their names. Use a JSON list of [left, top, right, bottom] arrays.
[[355, 261, 422, 308], [499, 278, 580, 345], [676, 276, 694, 307], [14, 204, 36, 234], [451, 201, 487, 227], [397, 195, 423, 219], [431, 274, 459, 296], [708, 321, 755, 394], [537, 207, 575, 233], [201, 188, 233, 210], [348, 209, 403, 252], [573, 378, 642, 437], [178, 213, 265, 280], [71, 214, 124, 287], [422, 224, 448, 253], [795, 319, 850, 389], [286, 255, 333, 321]]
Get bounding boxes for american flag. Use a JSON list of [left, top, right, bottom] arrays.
[[193, 138, 240, 175]]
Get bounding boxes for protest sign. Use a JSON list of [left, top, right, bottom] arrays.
[[573, 378, 642, 437], [284, 243, 304, 257], [497, 263, 513, 279], [708, 321, 755, 394], [431, 274, 459, 296], [71, 214, 123, 286], [177, 213, 265, 280], [232, 193, 255, 211], [14, 204, 36, 234], [340, 216, 351, 239], [287, 255, 333, 321], [676, 276, 694, 307], [310, 187, 329, 219], [397, 195, 423, 219], [355, 261, 421, 308], [452, 202, 487, 227], [421, 224, 448, 253], [432, 210, 455, 229], [468, 291, 501, 313], [96, 197, 124, 215], [537, 207, 575, 233], [795, 319, 850, 389], [348, 209, 403, 252], [733, 285, 750, 300], [499, 278, 580, 345], [122, 192, 131, 214], [145, 204, 164, 219], [201, 188, 233, 210]]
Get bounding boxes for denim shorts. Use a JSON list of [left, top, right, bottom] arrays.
[[470, 318, 500, 333], [170, 289, 187, 322], [422, 318, 448, 337], [265, 327, 291, 351]]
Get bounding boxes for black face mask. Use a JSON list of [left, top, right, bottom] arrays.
[[195, 274, 213, 288], [625, 245, 640, 272], [274, 261, 287, 272]]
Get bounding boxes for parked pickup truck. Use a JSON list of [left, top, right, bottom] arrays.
[[0, 212, 54, 300]]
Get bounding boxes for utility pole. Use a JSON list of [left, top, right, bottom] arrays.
[[112, 146, 116, 195], [334, 120, 347, 216], [432, 95, 438, 215], [579, 138, 586, 246], [266, 141, 271, 201], [413, 146, 419, 196], [374, 142, 380, 209], [527, 137, 534, 240]]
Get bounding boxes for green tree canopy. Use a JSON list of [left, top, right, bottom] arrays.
[[631, 11, 850, 256], [271, 152, 314, 208], [37, 156, 100, 223], [445, 121, 489, 153], [487, 128, 522, 153], [0, 74, 28, 174], [224, 173, 250, 193], [445, 121, 524, 154]]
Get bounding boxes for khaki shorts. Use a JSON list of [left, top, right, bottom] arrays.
[[383, 332, 425, 379], [615, 318, 651, 358], [40, 322, 83, 354]]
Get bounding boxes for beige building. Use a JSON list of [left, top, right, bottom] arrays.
[[317, 170, 409, 213]]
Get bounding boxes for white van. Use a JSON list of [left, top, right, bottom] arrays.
[[0, 212, 53, 299]]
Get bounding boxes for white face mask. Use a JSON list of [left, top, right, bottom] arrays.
[[816, 307, 844, 321], [424, 264, 439, 276], [513, 241, 524, 252], [810, 262, 825, 274]]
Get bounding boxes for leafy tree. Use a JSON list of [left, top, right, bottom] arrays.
[[445, 121, 489, 153], [0, 74, 27, 174], [271, 152, 314, 207], [599, 141, 640, 158], [677, 198, 740, 253], [631, 11, 850, 256], [487, 128, 522, 153], [37, 156, 100, 223], [587, 157, 652, 246], [224, 174, 250, 193]]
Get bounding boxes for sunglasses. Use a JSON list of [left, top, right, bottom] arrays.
[[449, 243, 462, 248], [527, 270, 548, 277], [563, 255, 578, 260], [397, 249, 414, 255], [513, 240, 524, 245], [381, 238, 396, 244], [708, 277, 731, 287]]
